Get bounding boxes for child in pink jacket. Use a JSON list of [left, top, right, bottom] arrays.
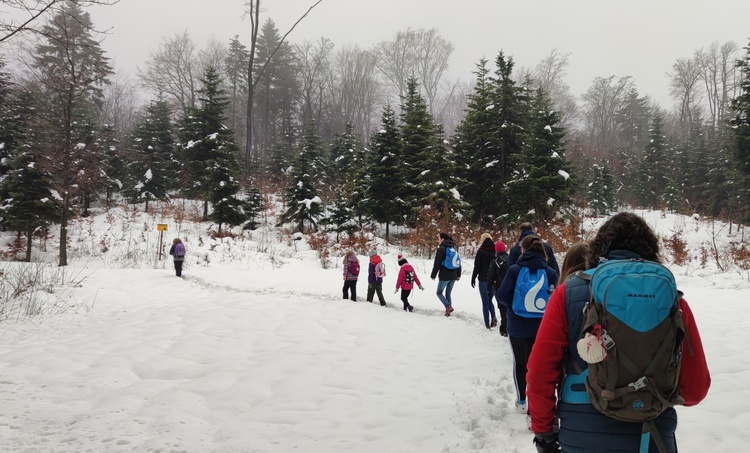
[[395, 255, 424, 312]]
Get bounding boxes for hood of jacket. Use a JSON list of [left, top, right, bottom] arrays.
[[440, 239, 455, 249], [518, 229, 538, 242], [516, 250, 549, 270], [479, 237, 495, 251], [370, 255, 383, 265]]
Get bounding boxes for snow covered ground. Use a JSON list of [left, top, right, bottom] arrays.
[[0, 207, 747, 452]]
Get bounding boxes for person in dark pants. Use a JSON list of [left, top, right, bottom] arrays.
[[342, 250, 360, 301], [487, 240, 510, 336], [508, 222, 560, 277], [366, 249, 387, 306], [430, 232, 462, 316], [168, 237, 186, 277]]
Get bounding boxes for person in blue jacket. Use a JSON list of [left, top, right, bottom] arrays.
[[496, 234, 558, 416]]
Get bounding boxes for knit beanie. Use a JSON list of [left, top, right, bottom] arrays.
[[495, 241, 507, 253], [397, 254, 407, 266], [368, 249, 377, 258]]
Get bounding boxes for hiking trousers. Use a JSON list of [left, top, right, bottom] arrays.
[[367, 283, 386, 305], [342, 280, 357, 301]]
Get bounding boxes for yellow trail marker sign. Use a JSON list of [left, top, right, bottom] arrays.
[[157, 224, 168, 231]]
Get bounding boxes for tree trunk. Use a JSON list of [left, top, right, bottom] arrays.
[[25, 227, 33, 262]]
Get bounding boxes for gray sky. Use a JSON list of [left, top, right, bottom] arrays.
[[90, 0, 750, 107]]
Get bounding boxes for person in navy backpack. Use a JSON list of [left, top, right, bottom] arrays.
[[496, 235, 558, 416], [430, 232, 462, 316], [342, 250, 360, 301], [487, 240, 510, 336], [526, 213, 710, 453], [168, 237, 186, 277]]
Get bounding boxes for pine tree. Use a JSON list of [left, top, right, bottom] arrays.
[[33, 0, 112, 265], [503, 89, 571, 222], [365, 105, 406, 239], [0, 151, 61, 261], [324, 123, 366, 237], [588, 162, 617, 216], [452, 59, 499, 223], [399, 77, 464, 218], [637, 111, 670, 208], [729, 39, 750, 221], [278, 121, 325, 233], [127, 100, 175, 212], [96, 123, 126, 205], [179, 66, 246, 227], [225, 35, 249, 134]]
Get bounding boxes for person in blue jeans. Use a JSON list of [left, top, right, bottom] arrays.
[[430, 232, 461, 316], [471, 233, 498, 329]]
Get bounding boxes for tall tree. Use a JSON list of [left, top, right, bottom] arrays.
[[729, 39, 750, 221], [278, 121, 326, 232], [365, 106, 405, 239], [179, 66, 244, 223], [225, 35, 250, 135], [32, 0, 112, 266], [503, 89, 571, 222], [139, 31, 199, 117], [126, 100, 175, 212], [0, 0, 117, 44]]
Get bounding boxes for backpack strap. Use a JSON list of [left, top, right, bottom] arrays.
[[641, 420, 668, 453]]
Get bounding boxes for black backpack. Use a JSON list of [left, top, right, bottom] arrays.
[[405, 270, 415, 284], [490, 255, 508, 287]]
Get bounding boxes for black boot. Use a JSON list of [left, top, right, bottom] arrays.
[[407, 304, 414, 312]]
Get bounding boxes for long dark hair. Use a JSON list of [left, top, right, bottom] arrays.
[[586, 212, 662, 268]]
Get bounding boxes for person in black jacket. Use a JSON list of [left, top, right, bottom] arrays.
[[508, 223, 559, 276], [471, 233, 498, 329], [430, 232, 461, 316], [487, 240, 510, 336]]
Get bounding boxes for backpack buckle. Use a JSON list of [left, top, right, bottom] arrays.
[[631, 376, 649, 390], [601, 331, 616, 350]]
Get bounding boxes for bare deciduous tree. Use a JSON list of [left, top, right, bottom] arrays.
[[695, 41, 740, 130], [295, 37, 333, 128], [668, 57, 702, 139], [581, 75, 634, 155], [325, 44, 381, 141], [0, 0, 118, 44], [374, 28, 416, 105], [138, 30, 199, 117], [99, 70, 141, 140], [532, 49, 578, 128], [413, 28, 454, 115]]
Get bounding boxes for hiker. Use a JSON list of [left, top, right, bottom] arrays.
[[342, 250, 360, 301], [395, 255, 424, 312], [496, 235, 559, 416], [487, 240, 510, 336], [430, 232, 462, 316], [168, 237, 186, 277], [471, 233, 498, 329], [508, 222, 560, 277], [558, 241, 589, 283], [366, 249, 387, 306], [526, 212, 710, 453]]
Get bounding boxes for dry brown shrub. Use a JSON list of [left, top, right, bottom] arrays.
[[399, 205, 473, 259], [338, 229, 373, 256], [730, 242, 750, 270], [307, 229, 332, 268], [663, 232, 689, 265]]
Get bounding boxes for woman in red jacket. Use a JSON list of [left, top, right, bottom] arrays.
[[526, 212, 710, 453]]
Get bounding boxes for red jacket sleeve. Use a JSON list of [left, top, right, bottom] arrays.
[[527, 284, 569, 434], [677, 298, 711, 406], [396, 267, 405, 290]]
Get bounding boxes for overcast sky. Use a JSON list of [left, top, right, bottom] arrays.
[[90, 0, 750, 108]]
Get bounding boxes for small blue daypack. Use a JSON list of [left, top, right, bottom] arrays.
[[511, 267, 551, 318], [442, 246, 461, 269]]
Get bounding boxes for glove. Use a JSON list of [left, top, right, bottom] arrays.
[[533, 432, 561, 453], [471, 279, 476, 288], [418, 285, 424, 291], [394, 289, 399, 294]]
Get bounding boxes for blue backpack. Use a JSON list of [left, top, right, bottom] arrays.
[[442, 246, 461, 269], [511, 266, 551, 318], [578, 259, 685, 452]]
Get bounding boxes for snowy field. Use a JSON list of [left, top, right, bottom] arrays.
[[0, 208, 747, 452]]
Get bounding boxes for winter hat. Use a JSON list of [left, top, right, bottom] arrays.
[[495, 241, 507, 253], [439, 232, 451, 241], [397, 254, 407, 266], [368, 249, 377, 258]]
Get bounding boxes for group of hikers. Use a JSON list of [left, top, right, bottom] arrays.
[[341, 213, 711, 453]]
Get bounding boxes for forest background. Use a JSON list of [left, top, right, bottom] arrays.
[[1, 0, 750, 269]]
